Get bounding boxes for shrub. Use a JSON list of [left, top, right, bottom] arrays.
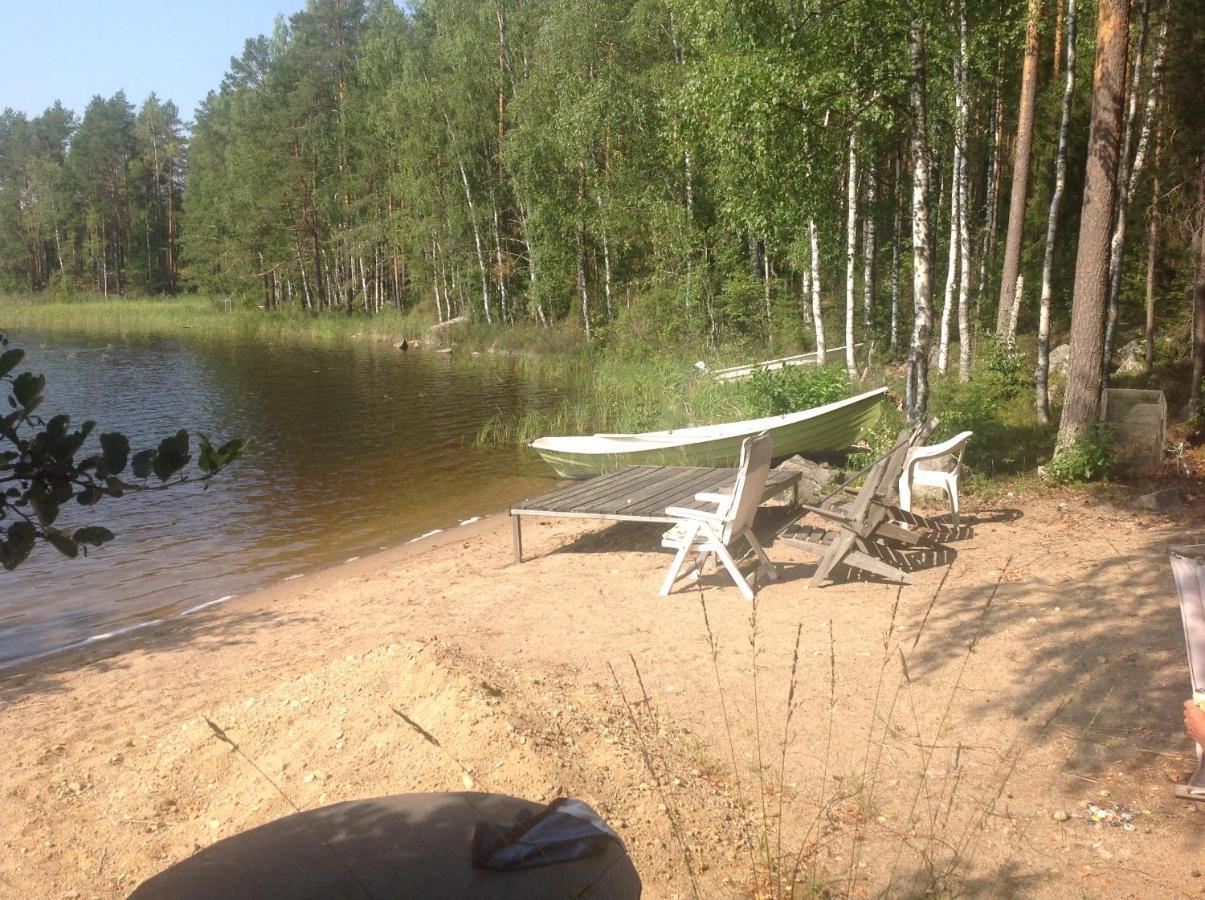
[[1044, 424, 1116, 485], [744, 364, 850, 417]]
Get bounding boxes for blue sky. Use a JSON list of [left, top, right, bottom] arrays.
[[1, 0, 306, 123]]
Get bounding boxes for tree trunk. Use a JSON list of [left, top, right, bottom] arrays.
[[1103, 0, 1165, 388], [809, 219, 825, 359], [890, 154, 902, 360], [956, 0, 972, 380], [939, 140, 960, 375], [1036, 0, 1078, 422], [577, 160, 591, 340], [1056, 0, 1131, 453], [907, 15, 934, 424], [995, 0, 1042, 335], [1191, 157, 1205, 413], [1144, 119, 1163, 373], [862, 157, 878, 366], [844, 133, 859, 377]]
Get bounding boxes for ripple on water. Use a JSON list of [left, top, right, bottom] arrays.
[[0, 333, 564, 667]]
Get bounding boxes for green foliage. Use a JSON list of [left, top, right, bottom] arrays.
[[0, 332, 243, 570], [745, 364, 850, 416], [929, 355, 1055, 477], [1045, 424, 1116, 486]]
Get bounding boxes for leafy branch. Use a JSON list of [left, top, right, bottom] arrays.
[[0, 332, 244, 570]]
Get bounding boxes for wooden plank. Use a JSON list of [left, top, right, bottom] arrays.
[[570, 466, 703, 516], [513, 466, 655, 512], [599, 466, 723, 517]]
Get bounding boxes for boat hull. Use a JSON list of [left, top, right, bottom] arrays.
[[532, 390, 885, 479]]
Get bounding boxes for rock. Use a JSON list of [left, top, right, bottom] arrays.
[[1052, 809, 1069, 822], [462, 772, 475, 789], [1048, 344, 1072, 376], [1131, 488, 1183, 512], [774, 455, 840, 504], [1114, 340, 1145, 375]]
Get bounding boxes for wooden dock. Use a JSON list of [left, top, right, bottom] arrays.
[[509, 465, 800, 562]]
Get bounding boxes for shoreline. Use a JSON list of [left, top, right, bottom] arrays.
[[0, 510, 511, 679]]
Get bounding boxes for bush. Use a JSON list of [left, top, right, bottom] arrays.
[[979, 337, 1028, 398], [744, 364, 850, 417], [1044, 424, 1116, 485]]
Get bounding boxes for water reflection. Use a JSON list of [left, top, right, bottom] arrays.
[[0, 333, 563, 667]]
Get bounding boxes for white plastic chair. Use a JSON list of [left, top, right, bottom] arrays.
[[659, 432, 775, 601], [897, 431, 973, 525]]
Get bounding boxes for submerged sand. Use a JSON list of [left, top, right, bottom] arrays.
[[2, 488, 1204, 898]]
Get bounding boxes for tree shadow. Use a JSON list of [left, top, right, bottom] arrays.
[[128, 791, 640, 900]]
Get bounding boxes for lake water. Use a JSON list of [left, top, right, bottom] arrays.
[[0, 332, 565, 668]]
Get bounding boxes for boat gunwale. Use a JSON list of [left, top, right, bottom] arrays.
[[529, 387, 887, 455]]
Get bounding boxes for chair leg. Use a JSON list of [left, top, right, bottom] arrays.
[[948, 476, 960, 525], [712, 541, 756, 601], [660, 522, 700, 597], [743, 530, 777, 582], [811, 530, 855, 587]]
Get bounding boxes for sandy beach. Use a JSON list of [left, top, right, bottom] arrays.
[[3, 487, 1205, 898]]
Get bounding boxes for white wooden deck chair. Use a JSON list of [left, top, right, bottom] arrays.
[[898, 430, 973, 525], [1172, 543, 1205, 800], [659, 432, 775, 601]]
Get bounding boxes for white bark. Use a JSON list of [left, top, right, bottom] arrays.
[[862, 157, 878, 366], [1036, 0, 1077, 421], [938, 141, 961, 375], [844, 133, 859, 377], [890, 155, 901, 358], [907, 16, 934, 422], [955, 0, 972, 380], [809, 219, 825, 358]]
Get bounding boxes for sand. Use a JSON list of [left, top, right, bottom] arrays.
[[3, 485, 1205, 898]]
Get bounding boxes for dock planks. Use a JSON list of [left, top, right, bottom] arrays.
[[509, 465, 800, 562]]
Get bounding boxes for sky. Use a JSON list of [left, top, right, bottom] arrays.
[[0, 0, 307, 124]]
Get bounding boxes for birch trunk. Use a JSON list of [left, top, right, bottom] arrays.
[[809, 219, 825, 359], [1191, 158, 1205, 413], [576, 161, 591, 340], [1036, 0, 1078, 422], [1144, 120, 1163, 372], [956, 0, 972, 380], [596, 193, 613, 320], [938, 140, 960, 375], [907, 16, 934, 423], [890, 154, 901, 360], [995, 0, 1042, 335], [844, 133, 859, 377], [862, 158, 878, 366]]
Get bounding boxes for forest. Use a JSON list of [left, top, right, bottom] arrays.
[[0, 0, 1203, 454]]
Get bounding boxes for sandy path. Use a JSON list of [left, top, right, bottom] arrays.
[[3, 490, 1205, 898]]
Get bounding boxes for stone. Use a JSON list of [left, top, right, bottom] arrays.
[[1052, 809, 1069, 822], [774, 455, 840, 504], [1048, 343, 1072, 376], [1131, 488, 1183, 512], [1114, 340, 1145, 375]]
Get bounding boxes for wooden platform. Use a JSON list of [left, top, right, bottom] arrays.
[[509, 465, 800, 563]]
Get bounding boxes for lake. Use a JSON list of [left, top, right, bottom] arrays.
[[0, 332, 565, 668]]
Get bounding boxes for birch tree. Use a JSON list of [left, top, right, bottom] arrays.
[[1035, 0, 1077, 422], [845, 133, 860, 377], [907, 14, 934, 424]]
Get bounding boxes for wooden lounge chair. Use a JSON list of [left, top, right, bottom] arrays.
[[778, 423, 934, 588], [659, 432, 776, 601], [1172, 543, 1205, 801]]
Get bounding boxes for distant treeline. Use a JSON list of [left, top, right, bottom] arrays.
[[1, 1, 1203, 418]]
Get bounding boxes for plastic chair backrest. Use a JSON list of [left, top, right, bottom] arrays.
[[722, 432, 774, 541]]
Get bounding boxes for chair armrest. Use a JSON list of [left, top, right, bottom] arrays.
[[694, 491, 731, 505], [798, 503, 853, 524], [665, 506, 726, 523]]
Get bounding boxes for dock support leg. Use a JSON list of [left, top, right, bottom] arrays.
[[512, 514, 523, 564]]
